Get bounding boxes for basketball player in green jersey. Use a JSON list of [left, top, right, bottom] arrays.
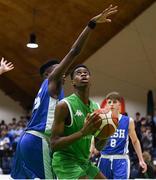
[[51, 65, 106, 179]]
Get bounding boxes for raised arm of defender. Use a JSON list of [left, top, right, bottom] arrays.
[[48, 4, 118, 82]]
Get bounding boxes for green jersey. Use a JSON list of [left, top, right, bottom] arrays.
[[53, 93, 99, 163]]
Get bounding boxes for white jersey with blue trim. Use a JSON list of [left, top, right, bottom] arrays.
[[101, 114, 130, 155], [26, 79, 64, 136]]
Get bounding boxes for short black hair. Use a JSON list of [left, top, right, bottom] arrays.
[[136, 112, 140, 116], [39, 59, 59, 76], [70, 64, 90, 80], [105, 92, 122, 102]]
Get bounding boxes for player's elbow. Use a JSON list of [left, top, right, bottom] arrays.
[[51, 137, 60, 152], [132, 138, 139, 147], [95, 145, 102, 151]]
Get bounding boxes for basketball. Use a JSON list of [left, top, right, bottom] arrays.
[[93, 108, 118, 139]]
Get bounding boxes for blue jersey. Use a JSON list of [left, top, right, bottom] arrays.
[[101, 115, 130, 155], [26, 79, 64, 136]]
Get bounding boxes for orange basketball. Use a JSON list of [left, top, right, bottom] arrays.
[[93, 109, 118, 139]]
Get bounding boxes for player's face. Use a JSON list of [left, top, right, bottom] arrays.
[[72, 67, 91, 87], [43, 64, 58, 78], [106, 99, 121, 111]]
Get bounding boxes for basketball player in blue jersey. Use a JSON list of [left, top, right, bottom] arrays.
[[94, 92, 147, 179], [0, 57, 14, 75], [11, 5, 118, 179]]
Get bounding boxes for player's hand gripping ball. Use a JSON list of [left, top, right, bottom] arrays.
[[93, 108, 118, 139]]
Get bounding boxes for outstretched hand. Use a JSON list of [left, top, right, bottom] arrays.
[[0, 57, 14, 75], [91, 4, 118, 23], [81, 112, 102, 136]]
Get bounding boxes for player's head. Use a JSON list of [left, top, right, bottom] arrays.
[[39, 59, 59, 78], [70, 64, 91, 88], [105, 92, 122, 111], [136, 112, 140, 117]]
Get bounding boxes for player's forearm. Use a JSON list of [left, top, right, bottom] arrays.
[[70, 25, 92, 57], [51, 130, 84, 151], [65, 25, 94, 75], [132, 139, 144, 162], [49, 25, 93, 81]]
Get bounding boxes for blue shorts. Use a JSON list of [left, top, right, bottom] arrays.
[[98, 155, 130, 179], [11, 131, 53, 179]]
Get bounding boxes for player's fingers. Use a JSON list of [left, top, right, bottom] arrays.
[[107, 9, 118, 16], [85, 113, 91, 122], [142, 165, 147, 173], [93, 114, 102, 122], [102, 5, 111, 14], [109, 5, 118, 11], [3, 60, 7, 64], [105, 19, 111, 23], [102, 4, 114, 14], [6, 62, 13, 66], [93, 119, 102, 129], [102, 4, 112, 14], [142, 168, 146, 173], [92, 112, 100, 118], [8, 66, 14, 69], [106, 4, 112, 11], [103, 5, 117, 16], [94, 118, 101, 124], [1, 57, 4, 63]]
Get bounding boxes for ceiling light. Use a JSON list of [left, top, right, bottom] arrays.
[[26, 33, 38, 48]]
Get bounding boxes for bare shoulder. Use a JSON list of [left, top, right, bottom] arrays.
[[129, 117, 134, 122], [129, 116, 134, 125], [129, 117, 136, 134], [56, 100, 68, 112], [55, 100, 70, 121]]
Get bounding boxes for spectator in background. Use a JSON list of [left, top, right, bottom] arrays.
[[153, 109, 156, 127], [0, 121, 8, 131], [13, 121, 25, 144], [135, 112, 141, 122], [0, 129, 11, 168], [11, 118, 17, 126], [137, 151, 155, 178], [7, 124, 14, 146], [140, 117, 148, 126], [0, 57, 14, 75], [0, 120, 6, 126], [146, 115, 153, 126], [8, 123, 17, 139], [0, 129, 11, 151], [141, 126, 153, 154], [134, 112, 141, 141]]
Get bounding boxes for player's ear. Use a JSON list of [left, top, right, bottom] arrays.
[[43, 71, 49, 78], [71, 80, 75, 86]]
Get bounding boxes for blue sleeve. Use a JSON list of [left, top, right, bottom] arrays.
[[58, 88, 64, 100]]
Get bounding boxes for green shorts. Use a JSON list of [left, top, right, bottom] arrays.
[[52, 156, 99, 179]]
